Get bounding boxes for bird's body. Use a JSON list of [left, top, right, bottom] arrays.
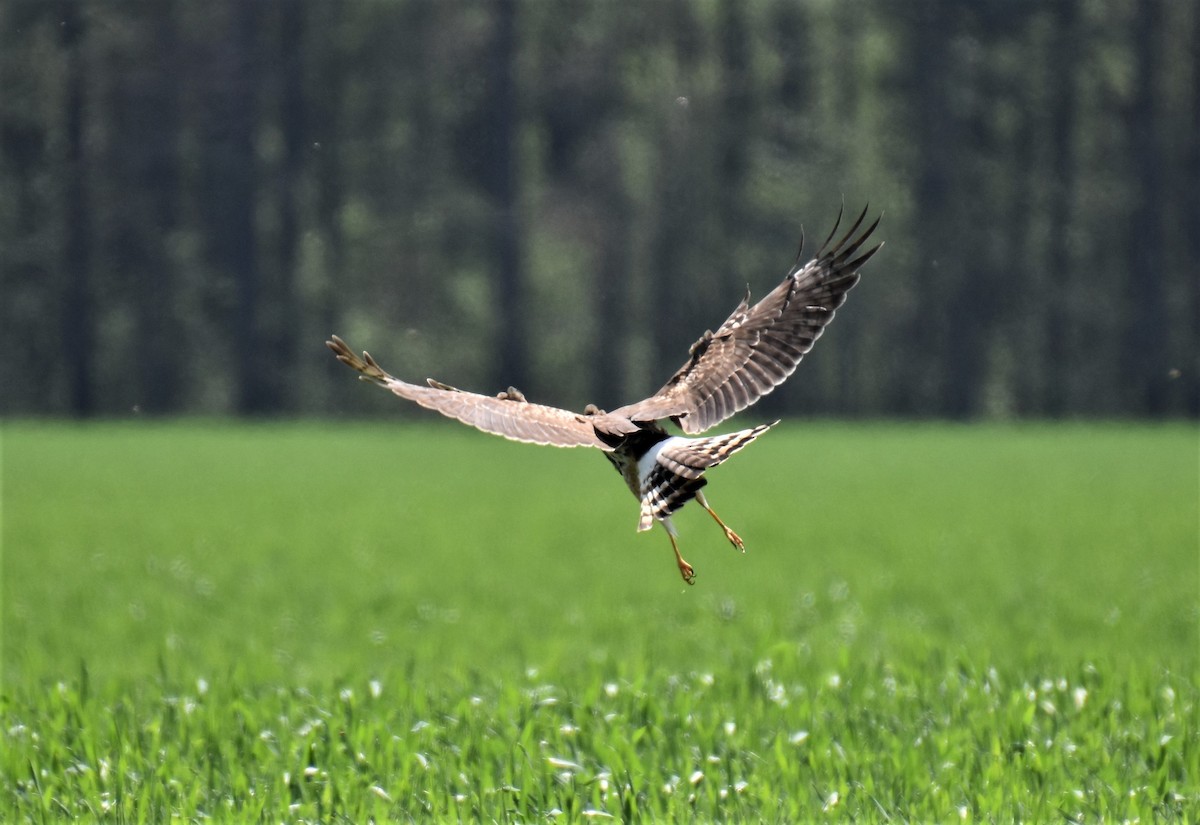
[[603, 425, 673, 502], [327, 205, 881, 583]]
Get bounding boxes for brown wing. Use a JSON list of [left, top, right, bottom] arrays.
[[326, 336, 610, 449], [612, 205, 882, 434]]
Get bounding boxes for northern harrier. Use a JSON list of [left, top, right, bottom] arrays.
[[328, 206, 881, 584]]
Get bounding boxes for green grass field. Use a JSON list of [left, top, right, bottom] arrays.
[[2, 421, 1196, 822]]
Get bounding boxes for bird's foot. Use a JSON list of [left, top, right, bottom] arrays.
[[724, 526, 745, 553], [677, 558, 696, 585], [666, 529, 696, 585]]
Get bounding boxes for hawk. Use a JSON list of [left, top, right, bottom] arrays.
[[328, 205, 881, 584]]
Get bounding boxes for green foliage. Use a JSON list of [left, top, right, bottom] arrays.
[[2, 1, 1196, 417], [3, 421, 1197, 821]]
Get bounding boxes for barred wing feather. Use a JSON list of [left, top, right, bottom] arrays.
[[326, 336, 609, 449], [613, 205, 881, 434]]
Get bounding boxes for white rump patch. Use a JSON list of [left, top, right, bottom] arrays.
[[636, 436, 689, 492]]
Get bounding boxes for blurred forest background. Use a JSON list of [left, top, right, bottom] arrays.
[[1, 0, 1196, 419]]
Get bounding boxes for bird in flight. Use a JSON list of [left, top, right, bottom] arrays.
[[328, 205, 881, 584]]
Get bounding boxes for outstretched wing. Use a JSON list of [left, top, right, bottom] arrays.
[[326, 336, 610, 449], [612, 205, 881, 434]]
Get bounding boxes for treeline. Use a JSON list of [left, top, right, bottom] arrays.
[[1, 0, 1196, 418]]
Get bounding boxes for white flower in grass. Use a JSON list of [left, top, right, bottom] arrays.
[[604, 682, 619, 698], [369, 679, 382, 699], [789, 730, 809, 746], [823, 790, 840, 811], [689, 770, 704, 785], [763, 679, 788, 706], [1073, 687, 1088, 709], [370, 785, 392, 802]]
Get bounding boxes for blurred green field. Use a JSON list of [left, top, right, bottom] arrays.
[[2, 421, 1197, 821]]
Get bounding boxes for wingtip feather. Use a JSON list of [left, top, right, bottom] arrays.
[[817, 202, 845, 255]]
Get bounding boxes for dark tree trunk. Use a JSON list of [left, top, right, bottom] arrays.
[[274, 0, 305, 411], [120, 4, 183, 413], [717, 0, 751, 284], [60, 0, 94, 417], [901, 0, 957, 415], [1184, 5, 1200, 417], [1042, 0, 1079, 416], [591, 142, 633, 408], [202, 0, 264, 413], [1123, 0, 1169, 415], [1008, 99, 1039, 416], [486, 0, 526, 392], [2, 7, 57, 413], [646, 1, 704, 402], [647, 108, 698, 403], [311, 3, 347, 406]]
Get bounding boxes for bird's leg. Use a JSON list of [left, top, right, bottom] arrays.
[[661, 519, 695, 585], [695, 490, 745, 552]]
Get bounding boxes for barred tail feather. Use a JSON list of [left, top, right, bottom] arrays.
[[636, 421, 776, 530], [638, 474, 707, 532], [656, 421, 777, 477]]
